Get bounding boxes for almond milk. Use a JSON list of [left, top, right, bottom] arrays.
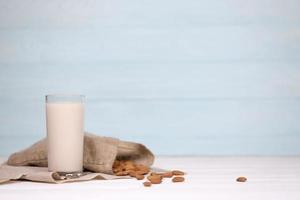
[[46, 102, 84, 173]]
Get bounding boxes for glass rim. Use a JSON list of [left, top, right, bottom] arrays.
[[45, 94, 85, 98], [45, 94, 85, 102]]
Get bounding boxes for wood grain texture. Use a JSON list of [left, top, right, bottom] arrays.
[[1, 98, 300, 155], [1, 156, 300, 200], [1, 63, 300, 99], [0, 27, 299, 63], [0, 0, 300, 155], [0, 0, 299, 29]]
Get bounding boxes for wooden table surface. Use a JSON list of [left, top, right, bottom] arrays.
[[1, 156, 300, 200]]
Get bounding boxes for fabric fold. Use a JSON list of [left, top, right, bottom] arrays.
[[1, 132, 154, 184]]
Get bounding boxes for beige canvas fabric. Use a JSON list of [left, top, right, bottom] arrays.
[[0, 164, 128, 184], [0, 132, 154, 184]]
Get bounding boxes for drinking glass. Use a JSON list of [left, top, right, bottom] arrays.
[[46, 94, 85, 177]]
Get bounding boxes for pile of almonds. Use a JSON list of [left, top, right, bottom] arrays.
[[113, 160, 185, 187]]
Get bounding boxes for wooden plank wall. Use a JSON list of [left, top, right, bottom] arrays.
[[0, 0, 300, 155]]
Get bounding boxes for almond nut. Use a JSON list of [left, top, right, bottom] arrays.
[[236, 176, 247, 182], [135, 174, 145, 180], [172, 176, 185, 182], [115, 171, 128, 176], [147, 175, 162, 184], [162, 172, 173, 178], [172, 170, 185, 176], [143, 181, 152, 187]]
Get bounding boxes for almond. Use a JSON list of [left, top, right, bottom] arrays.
[[172, 170, 185, 176], [172, 176, 185, 183], [115, 171, 128, 176], [147, 175, 162, 184], [135, 164, 150, 175], [129, 171, 137, 177], [162, 172, 173, 178], [135, 174, 145, 180], [236, 176, 247, 182], [143, 181, 152, 187]]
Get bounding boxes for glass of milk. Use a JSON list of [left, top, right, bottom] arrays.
[[46, 94, 85, 176]]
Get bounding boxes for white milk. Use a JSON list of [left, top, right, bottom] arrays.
[[46, 102, 84, 172]]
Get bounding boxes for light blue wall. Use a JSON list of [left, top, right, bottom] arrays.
[[0, 0, 300, 156]]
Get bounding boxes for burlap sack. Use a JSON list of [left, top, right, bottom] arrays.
[[0, 132, 154, 184]]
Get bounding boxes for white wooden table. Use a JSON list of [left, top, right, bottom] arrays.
[[1, 156, 300, 200]]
